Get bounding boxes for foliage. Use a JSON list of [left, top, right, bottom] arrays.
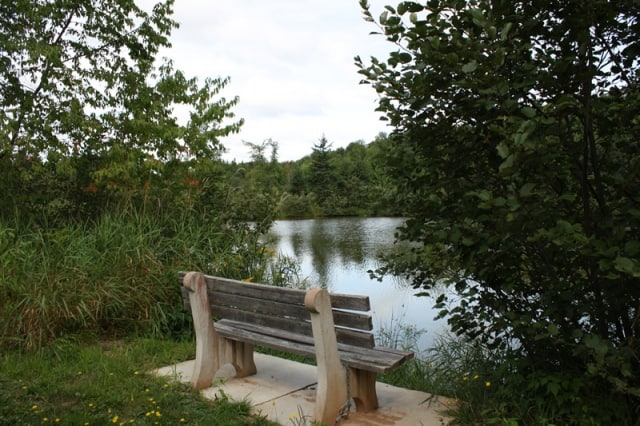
[[308, 135, 335, 211], [0, 338, 275, 425], [0, 0, 242, 223], [357, 0, 640, 423], [217, 133, 402, 219], [0, 208, 273, 351]]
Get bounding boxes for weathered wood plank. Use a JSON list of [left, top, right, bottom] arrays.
[[335, 327, 375, 348], [216, 320, 411, 373], [215, 320, 317, 359], [210, 276, 307, 304], [212, 292, 311, 321], [180, 272, 370, 312], [181, 272, 411, 373], [211, 292, 374, 331], [329, 293, 370, 311], [212, 307, 374, 348], [332, 310, 373, 331], [212, 305, 313, 336]]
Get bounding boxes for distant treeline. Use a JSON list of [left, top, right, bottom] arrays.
[[0, 133, 399, 227], [229, 133, 401, 220]]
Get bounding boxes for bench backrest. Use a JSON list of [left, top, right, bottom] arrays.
[[179, 272, 375, 348]]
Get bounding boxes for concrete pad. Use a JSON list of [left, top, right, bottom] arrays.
[[154, 353, 451, 425]]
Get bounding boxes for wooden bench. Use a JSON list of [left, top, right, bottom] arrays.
[[180, 271, 414, 425]]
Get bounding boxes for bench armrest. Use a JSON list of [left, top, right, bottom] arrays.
[[183, 271, 219, 389], [305, 288, 348, 424]]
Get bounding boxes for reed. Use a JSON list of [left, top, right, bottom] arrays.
[[0, 209, 271, 351]]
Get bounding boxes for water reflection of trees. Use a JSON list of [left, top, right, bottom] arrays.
[[310, 220, 332, 286], [334, 219, 366, 266], [274, 217, 410, 288]]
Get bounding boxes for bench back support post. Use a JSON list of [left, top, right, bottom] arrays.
[[183, 271, 220, 389], [305, 288, 348, 425]]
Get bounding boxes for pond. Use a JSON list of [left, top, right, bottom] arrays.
[[267, 217, 449, 352]]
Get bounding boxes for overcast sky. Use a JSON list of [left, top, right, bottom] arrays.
[[140, 1, 394, 162]]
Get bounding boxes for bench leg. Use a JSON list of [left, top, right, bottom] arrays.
[[223, 339, 257, 378], [305, 288, 348, 425], [349, 368, 379, 412], [183, 272, 220, 389]]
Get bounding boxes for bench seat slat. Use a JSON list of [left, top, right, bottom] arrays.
[[224, 320, 409, 365], [216, 320, 412, 374]]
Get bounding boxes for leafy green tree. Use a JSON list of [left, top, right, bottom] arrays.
[[288, 164, 307, 195], [366, 133, 400, 215], [358, 0, 639, 422], [0, 0, 242, 222]]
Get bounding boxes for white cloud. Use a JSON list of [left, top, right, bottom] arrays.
[[139, 0, 393, 162]]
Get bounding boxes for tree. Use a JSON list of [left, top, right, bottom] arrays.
[[308, 135, 334, 208], [357, 0, 639, 422], [0, 0, 242, 221]]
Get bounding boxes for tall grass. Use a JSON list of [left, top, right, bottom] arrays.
[[376, 322, 502, 423], [0, 209, 272, 351]]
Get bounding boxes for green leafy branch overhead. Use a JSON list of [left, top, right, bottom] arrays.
[[357, 0, 639, 422], [0, 0, 242, 164]]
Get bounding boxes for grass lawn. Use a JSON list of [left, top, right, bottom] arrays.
[[0, 337, 277, 425]]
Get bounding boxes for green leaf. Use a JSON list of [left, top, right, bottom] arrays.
[[496, 142, 510, 159], [499, 154, 514, 172], [462, 61, 478, 73], [614, 257, 639, 276], [519, 183, 535, 197], [469, 9, 488, 28], [521, 107, 536, 118], [500, 22, 514, 41], [624, 241, 640, 256], [398, 52, 412, 63]]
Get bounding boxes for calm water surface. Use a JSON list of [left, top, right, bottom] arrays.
[[268, 217, 449, 351]]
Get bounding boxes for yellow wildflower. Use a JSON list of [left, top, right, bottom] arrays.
[[485, 381, 491, 388]]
